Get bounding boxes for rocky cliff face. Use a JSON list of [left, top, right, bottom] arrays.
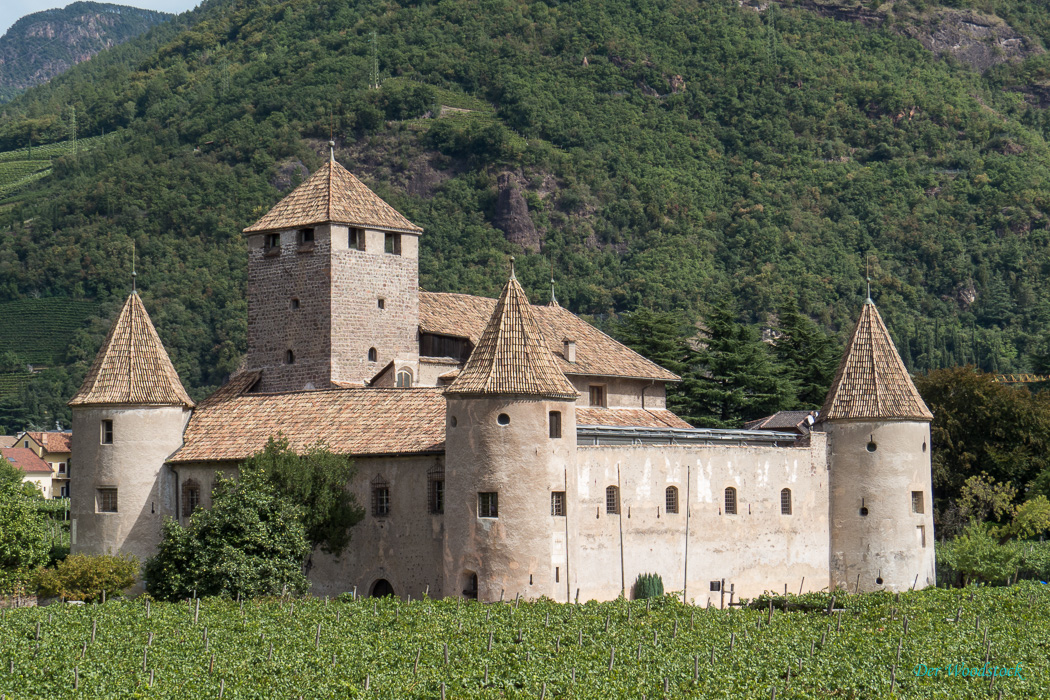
[[0, 2, 171, 101]]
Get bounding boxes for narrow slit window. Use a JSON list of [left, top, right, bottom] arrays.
[[368, 347, 378, 362], [549, 411, 562, 439], [428, 465, 444, 515], [605, 486, 620, 515], [911, 491, 924, 514], [781, 488, 792, 515], [478, 492, 499, 518], [551, 491, 566, 516], [100, 419, 113, 445], [665, 486, 679, 514], [724, 487, 737, 515], [371, 476, 390, 517], [286, 350, 295, 364]]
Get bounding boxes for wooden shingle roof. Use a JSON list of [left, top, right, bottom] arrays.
[[170, 387, 446, 464], [243, 158, 423, 234], [446, 274, 578, 399], [69, 293, 194, 408], [420, 292, 679, 382], [818, 300, 932, 422]]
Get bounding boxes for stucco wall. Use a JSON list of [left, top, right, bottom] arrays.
[[826, 420, 936, 592], [70, 405, 190, 567], [568, 376, 667, 410]]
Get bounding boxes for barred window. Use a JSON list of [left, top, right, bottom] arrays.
[[605, 486, 620, 515], [781, 488, 792, 515], [912, 491, 924, 514], [551, 491, 566, 516], [724, 487, 737, 515], [478, 492, 498, 518], [97, 488, 118, 513], [371, 476, 390, 517], [428, 465, 444, 515], [549, 411, 562, 439], [182, 479, 201, 517], [665, 486, 679, 514]]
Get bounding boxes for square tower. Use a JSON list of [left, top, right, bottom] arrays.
[[242, 155, 423, 392]]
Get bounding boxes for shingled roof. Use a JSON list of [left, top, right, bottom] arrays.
[[420, 292, 679, 382], [446, 274, 578, 399], [243, 158, 423, 234], [69, 292, 194, 408], [170, 387, 445, 464], [576, 408, 692, 429], [818, 300, 932, 422]]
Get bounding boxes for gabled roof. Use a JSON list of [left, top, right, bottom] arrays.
[[0, 437, 16, 449], [744, 410, 817, 434], [446, 273, 578, 399], [419, 292, 679, 382], [1, 448, 52, 475], [818, 300, 932, 422], [21, 431, 72, 454], [243, 158, 423, 234], [69, 292, 194, 408], [170, 387, 445, 464]]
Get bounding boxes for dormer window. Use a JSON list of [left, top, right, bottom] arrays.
[[349, 227, 365, 251], [264, 233, 280, 255], [384, 233, 401, 255]]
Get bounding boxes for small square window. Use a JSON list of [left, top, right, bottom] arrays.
[[264, 233, 280, 253], [298, 228, 315, 246], [291, 298, 300, 310], [551, 491, 566, 516], [589, 385, 607, 407], [97, 488, 118, 513], [549, 411, 562, 439], [478, 492, 498, 518], [911, 491, 924, 514], [385, 233, 401, 255], [349, 227, 365, 251], [101, 420, 113, 445], [710, 581, 721, 592]]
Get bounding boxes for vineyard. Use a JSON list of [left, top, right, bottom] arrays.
[[0, 135, 107, 199], [1, 584, 1047, 698]]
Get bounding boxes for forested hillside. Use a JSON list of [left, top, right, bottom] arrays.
[[0, 2, 172, 103], [0, 0, 1049, 431]]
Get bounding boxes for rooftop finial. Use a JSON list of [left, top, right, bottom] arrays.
[[865, 255, 872, 304], [328, 140, 335, 162], [549, 258, 558, 306], [131, 240, 137, 294], [509, 256, 516, 280]]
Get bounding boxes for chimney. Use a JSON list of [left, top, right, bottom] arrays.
[[563, 339, 576, 364]]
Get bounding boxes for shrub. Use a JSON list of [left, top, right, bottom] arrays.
[[33, 554, 138, 602], [633, 572, 664, 600]]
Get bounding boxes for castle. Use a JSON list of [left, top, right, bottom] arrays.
[[68, 151, 937, 602]]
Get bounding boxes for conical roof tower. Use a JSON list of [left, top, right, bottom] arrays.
[[69, 292, 194, 407], [818, 299, 931, 422], [447, 270, 577, 399]]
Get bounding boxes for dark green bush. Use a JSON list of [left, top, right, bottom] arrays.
[[33, 554, 138, 602], [633, 572, 664, 600]]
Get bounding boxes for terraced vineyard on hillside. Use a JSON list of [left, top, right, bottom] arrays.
[[0, 135, 106, 199], [0, 298, 97, 400], [0, 585, 1047, 698]]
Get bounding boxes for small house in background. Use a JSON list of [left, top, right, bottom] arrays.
[[0, 436, 16, 448], [744, 410, 819, 437], [1, 447, 54, 497], [14, 430, 72, 497]]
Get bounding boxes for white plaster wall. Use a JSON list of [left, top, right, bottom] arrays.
[[826, 420, 936, 592], [70, 406, 190, 567]]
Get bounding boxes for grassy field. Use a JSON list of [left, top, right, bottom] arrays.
[[0, 584, 1047, 698]]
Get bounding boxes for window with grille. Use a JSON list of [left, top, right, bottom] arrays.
[[665, 486, 679, 514], [589, 385, 607, 407], [182, 479, 201, 517], [912, 491, 924, 514], [478, 492, 498, 518], [549, 411, 562, 439], [97, 488, 118, 513], [349, 228, 365, 250], [371, 476, 390, 517], [551, 491, 566, 516], [724, 487, 737, 515], [781, 488, 792, 515], [428, 465, 444, 515], [605, 486, 620, 515], [100, 420, 113, 445]]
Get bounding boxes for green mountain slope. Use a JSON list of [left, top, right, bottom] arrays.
[[0, 2, 172, 103], [0, 0, 1049, 431]]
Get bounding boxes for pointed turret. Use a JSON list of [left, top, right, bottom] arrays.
[[819, 300, 931, 422], [70, 292, 194, 408], [446, 272, 577, 399]]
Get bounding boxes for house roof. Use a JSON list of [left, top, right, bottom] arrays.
[[446, 273, 578, 399], [818, 300, 933, 422], [419, 292, 679, 382], [69, 292, 195, 408], [576, 407, 692, 429], [22, 431, 72, 454], [744, 410, 817, 433], [1, 448, 52, 475], [243, 158, 423, 235], [0, 437, 15, 449], [170, 387, 446, 464]]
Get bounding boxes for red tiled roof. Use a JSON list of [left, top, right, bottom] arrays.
[[819, 301, 933, 422], [0, 437, 15, 449], [170, 387, 446, 464], [243, 158, 423, 234], [23, 431, 72, 454], [447, 274, 578, 399], [69, 293, 195, 408], [1, 448, 52, 475], [575, 407, 693, 429], [420, 292, 678, 382]]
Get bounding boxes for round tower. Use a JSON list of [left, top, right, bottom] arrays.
[[443, 269, 578, 602], [820, 298, 935, 593], [69, 292, 194, 567]]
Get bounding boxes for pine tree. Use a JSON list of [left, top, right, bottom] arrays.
[[772, 300, 841, 410], [612, 309, 697, 419]]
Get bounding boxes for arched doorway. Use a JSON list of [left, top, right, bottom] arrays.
[[370, 579, 395, 597]]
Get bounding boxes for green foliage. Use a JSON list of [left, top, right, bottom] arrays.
[[632, 572, 664, 600], [998, 496, 1050, 542], [1, 586, 1049, 697], [936, 520, 1022, 586], [242, 436, 364, 557], [959, 473, 1017, 523], [773, 299, 843, 409], [32, 553, 138, 602], [0, 457, 50, 573], [144, 467, 309, 601]]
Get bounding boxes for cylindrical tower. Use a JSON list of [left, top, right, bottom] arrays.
[[442, 269, 578, 602], [69, 292, 195, 567], [821, 298, 935, 592]]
